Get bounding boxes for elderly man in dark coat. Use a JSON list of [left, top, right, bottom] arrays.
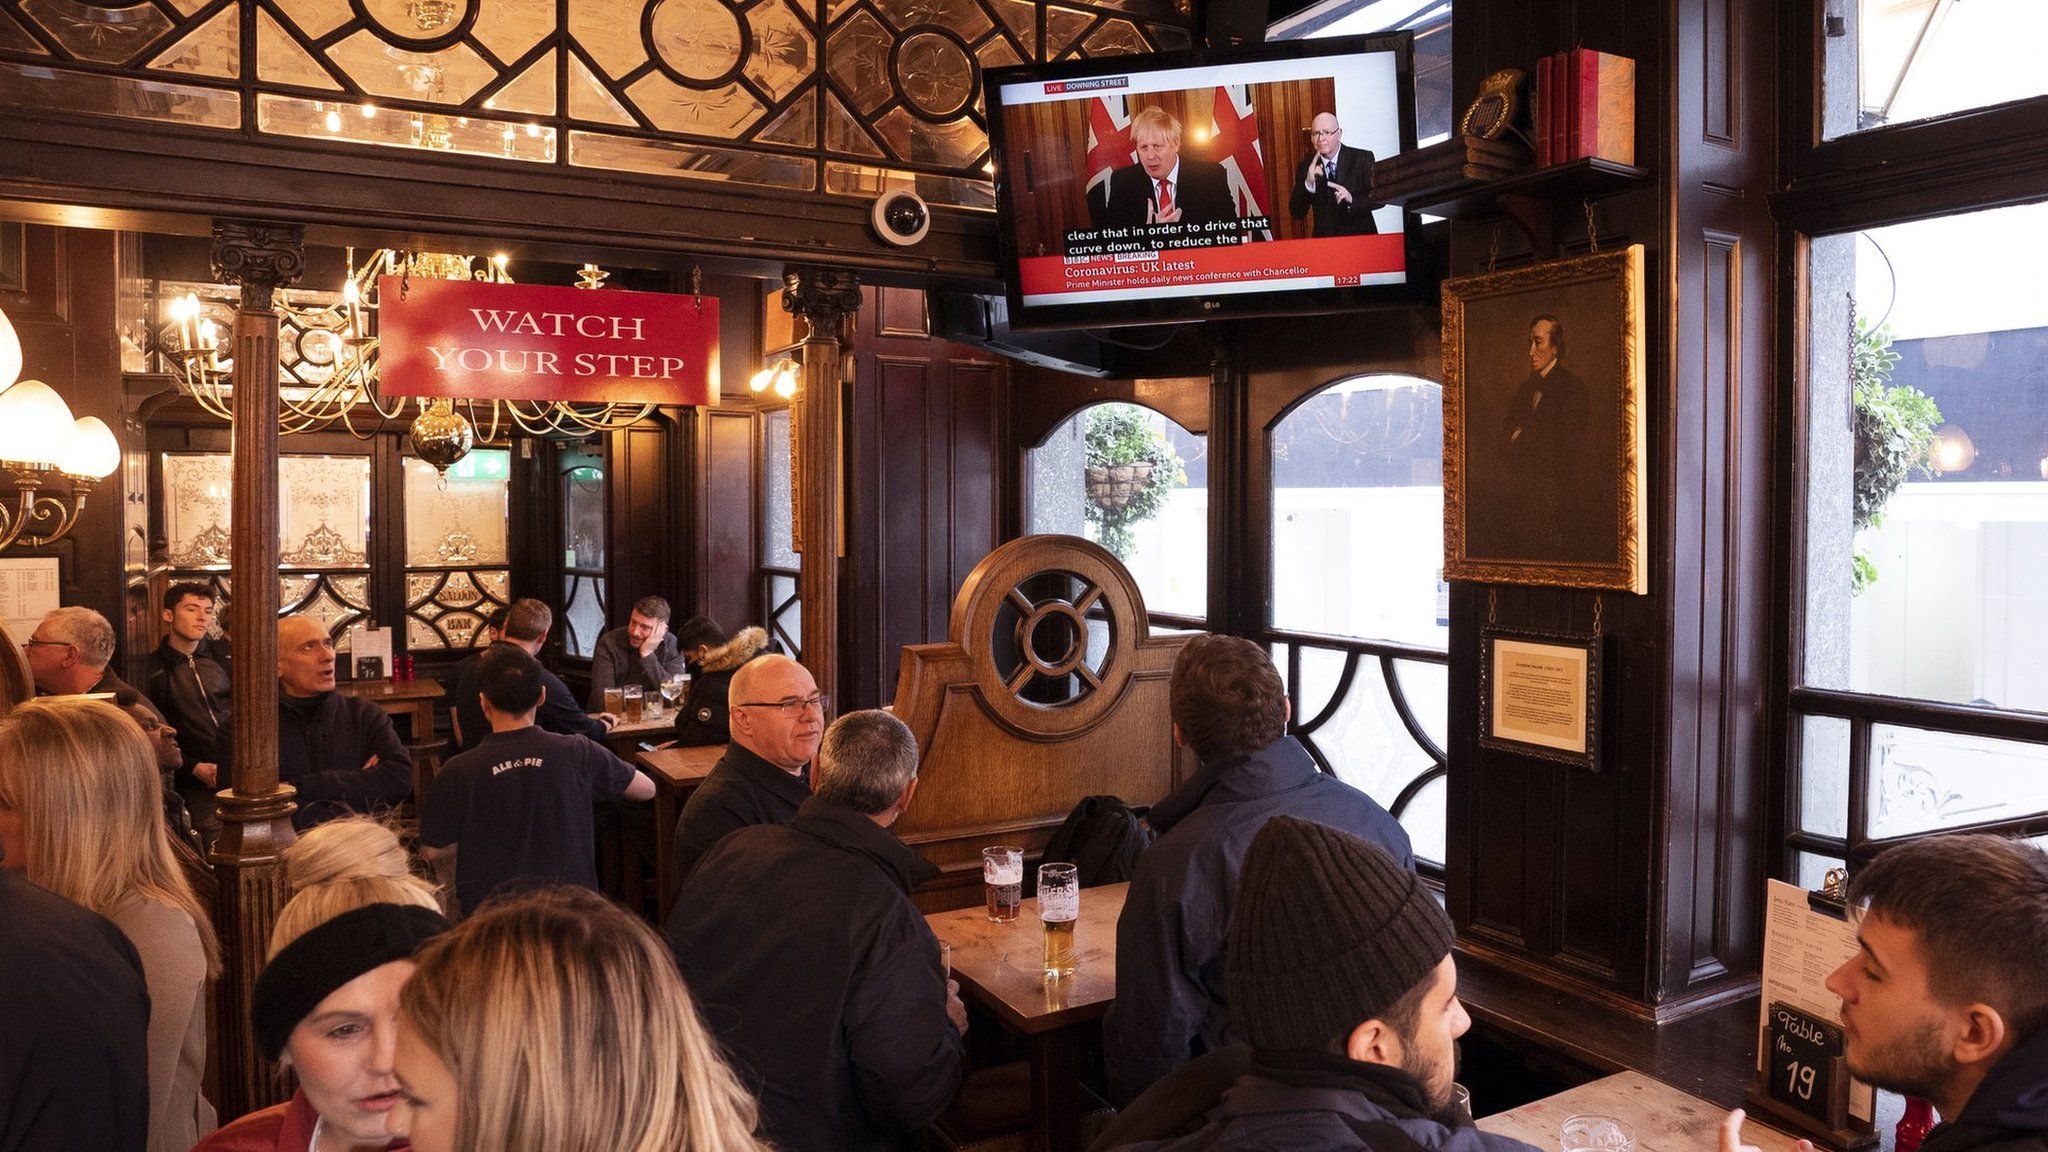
[[1104, 634, 1412, 1106], [667, 709, 966, 1152]]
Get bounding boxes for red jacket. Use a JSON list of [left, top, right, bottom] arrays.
[[190, 1091, 412, 1152]]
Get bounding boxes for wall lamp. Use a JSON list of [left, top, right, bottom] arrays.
[[749, 357, 800, 400], [0, 305, 123, 552]]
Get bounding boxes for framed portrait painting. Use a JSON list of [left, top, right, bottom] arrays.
[[1442, 245, 1646, 592]]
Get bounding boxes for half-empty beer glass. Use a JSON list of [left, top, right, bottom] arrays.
[[983, 846, 1023, 922], [1039, 862, 1078, 979]]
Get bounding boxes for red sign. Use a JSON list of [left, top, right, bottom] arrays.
[[376, 277, 718, 406]]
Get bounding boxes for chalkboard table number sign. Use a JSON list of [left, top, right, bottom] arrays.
[[1767, 1001, 1849, 1128]]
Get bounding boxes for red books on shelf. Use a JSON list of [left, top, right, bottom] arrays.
[[1565, 49, 1636, 165]]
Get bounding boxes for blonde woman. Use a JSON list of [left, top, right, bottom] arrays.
[[194, 818, 448, 1152], [0, 696, 220, 1152], [393, 887, 770, 1152]]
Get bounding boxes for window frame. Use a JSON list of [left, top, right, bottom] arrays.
[[1774, 2, 2048, 875]]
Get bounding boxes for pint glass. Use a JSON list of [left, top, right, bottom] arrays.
[[982, 846, 1023, 922], [1039, 862, 1078, 979], [622, 684, 644, 722], [602, 686, 625, 715]]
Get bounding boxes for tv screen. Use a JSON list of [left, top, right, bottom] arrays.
[[986, 34, 1418, 330]]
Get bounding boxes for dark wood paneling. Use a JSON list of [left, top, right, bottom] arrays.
[[607, 418, 680, 620], [844, 286, 1010, 710]]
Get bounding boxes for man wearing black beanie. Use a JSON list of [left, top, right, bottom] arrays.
[[1098, 816, 1519, 1151]]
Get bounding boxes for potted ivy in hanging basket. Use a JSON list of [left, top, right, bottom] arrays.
[[1083, 404, 1186, 560], [1850, 316, 1941, 594]]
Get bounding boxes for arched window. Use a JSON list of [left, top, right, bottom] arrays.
[[1266, 373, 1447, 867], [1024, 402, 1208, 624]]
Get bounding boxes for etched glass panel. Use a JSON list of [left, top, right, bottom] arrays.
[[756, 91, 818, 146], [565, 464, 606, 571], [1270, 374, 1446, 648], [0, 62, 240, 128], [570, 131, 816, 190], [877, 0, 992, 39], [358, 0, 476, 45], [325, 32, 497, 104], [892, 30, 976, 120], [257, 9, 342, 89], [567, 53, 636, 124], [875, 107, 987, 168], [1080, 18, 1147, 56], [280, 456, 373, 569], [764, 408, 797, 568], [403, 450, 510, 566], [745, 0, 814, 102], [0, 11, 48, 53], [825, 93, 887, 157], [626, 74, 763, 135], [824, 161, 993, 209], [482, 53, 558, 116], [19, 0, 173, 64], [1868, 724, 2048, 838], [163, 454, 235, 569], [147, 8, 240, 78], [1391, 658, 1448, 752], [267, 0, 349, 40], [1800, 714, 1851, 839], [259, 95, 558, 162], [650, 0, 746, 83], [566, 0, 643, 80], [469, 0, 554, 61], [825, 11, 894, 115]]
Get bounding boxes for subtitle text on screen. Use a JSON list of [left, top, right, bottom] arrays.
[[1061, 216, 1274, 257]]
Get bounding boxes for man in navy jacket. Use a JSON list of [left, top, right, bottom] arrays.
[[1104, 633, 1412, 1106], [1824, 835, 2048, 1152], [451, 597, 614, 753]]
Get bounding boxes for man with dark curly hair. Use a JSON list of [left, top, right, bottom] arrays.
[[1104, 633, 1412, 1105]]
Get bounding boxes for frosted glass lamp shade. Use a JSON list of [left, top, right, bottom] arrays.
[[0, 380, 76, 468], [0, 307, 19, 391], [59, 417, 120, 479]]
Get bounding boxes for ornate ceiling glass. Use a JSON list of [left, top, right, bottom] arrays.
[[0, 0, 1192, 209]]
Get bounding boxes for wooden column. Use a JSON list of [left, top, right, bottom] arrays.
[[207, 219, 302, 1117], [782, 266, 860, 705]]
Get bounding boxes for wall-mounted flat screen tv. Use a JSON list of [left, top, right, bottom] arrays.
[[986, 34, 1418, 330]]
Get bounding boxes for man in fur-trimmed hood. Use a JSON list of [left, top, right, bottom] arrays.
[[671, 618, 771, 747]]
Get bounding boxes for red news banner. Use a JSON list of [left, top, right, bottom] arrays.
[[1020, 234, 1405, 302], [378, 277, 719, 406]]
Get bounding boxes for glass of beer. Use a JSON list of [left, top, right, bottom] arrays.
[[982, 846, 1023, 922], [602, 686, 625, 715], [1038, 862, 1079, 979], [622, 684, 644, 722]]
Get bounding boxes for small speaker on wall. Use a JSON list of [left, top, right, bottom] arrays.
[[1201, 0, 1269, 48]]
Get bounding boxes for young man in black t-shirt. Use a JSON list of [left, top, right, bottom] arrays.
[[422, 644, 655, 915]]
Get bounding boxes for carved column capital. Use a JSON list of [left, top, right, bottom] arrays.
[[210, 220, 305, 312], [782, 266, 862, 343]]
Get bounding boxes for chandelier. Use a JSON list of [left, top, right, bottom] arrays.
[[163, 250, 657, 469], [0, 305, 122, 552]]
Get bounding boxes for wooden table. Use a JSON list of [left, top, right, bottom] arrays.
[[1479, 1071, 1804, 1152], [927, 882, 1126, 1152], [605, 712, 674, 756], [634, 743, 726, 900], [339, 677, 443, 742]]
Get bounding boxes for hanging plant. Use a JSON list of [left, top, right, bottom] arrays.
[[1850, 315, 1941, 594], [1083, 404, 1186, 560]]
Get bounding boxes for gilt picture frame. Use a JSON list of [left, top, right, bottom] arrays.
[[1443, 245, 1646, 592]]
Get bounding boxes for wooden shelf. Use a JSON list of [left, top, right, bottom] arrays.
[[1399, 157, 1651, 255]]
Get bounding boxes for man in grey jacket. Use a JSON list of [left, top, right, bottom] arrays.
[[587, 594, 689, 709]]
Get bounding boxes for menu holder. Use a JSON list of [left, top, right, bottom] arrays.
[[1743, 878, 1877, 1150]]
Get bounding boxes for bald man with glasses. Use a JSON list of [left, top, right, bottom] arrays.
[[666, 653, 827, 895], [1288, 112, 1380, 237]]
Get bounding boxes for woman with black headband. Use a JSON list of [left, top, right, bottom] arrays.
[[194, 821, 448, 1152]]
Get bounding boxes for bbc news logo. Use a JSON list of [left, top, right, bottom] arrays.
[[1045, 76, 1128, 94]]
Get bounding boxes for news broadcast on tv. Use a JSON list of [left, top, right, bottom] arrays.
[[990, 41, 1410, 318]]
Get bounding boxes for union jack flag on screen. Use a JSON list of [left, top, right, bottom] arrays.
[[1210, 85, 1274, 240], [1084, 97, 1134, 205]]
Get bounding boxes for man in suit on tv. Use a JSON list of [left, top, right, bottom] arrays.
[[1287, 112, 1380, 236], [1090, 106, 1240, 239]]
